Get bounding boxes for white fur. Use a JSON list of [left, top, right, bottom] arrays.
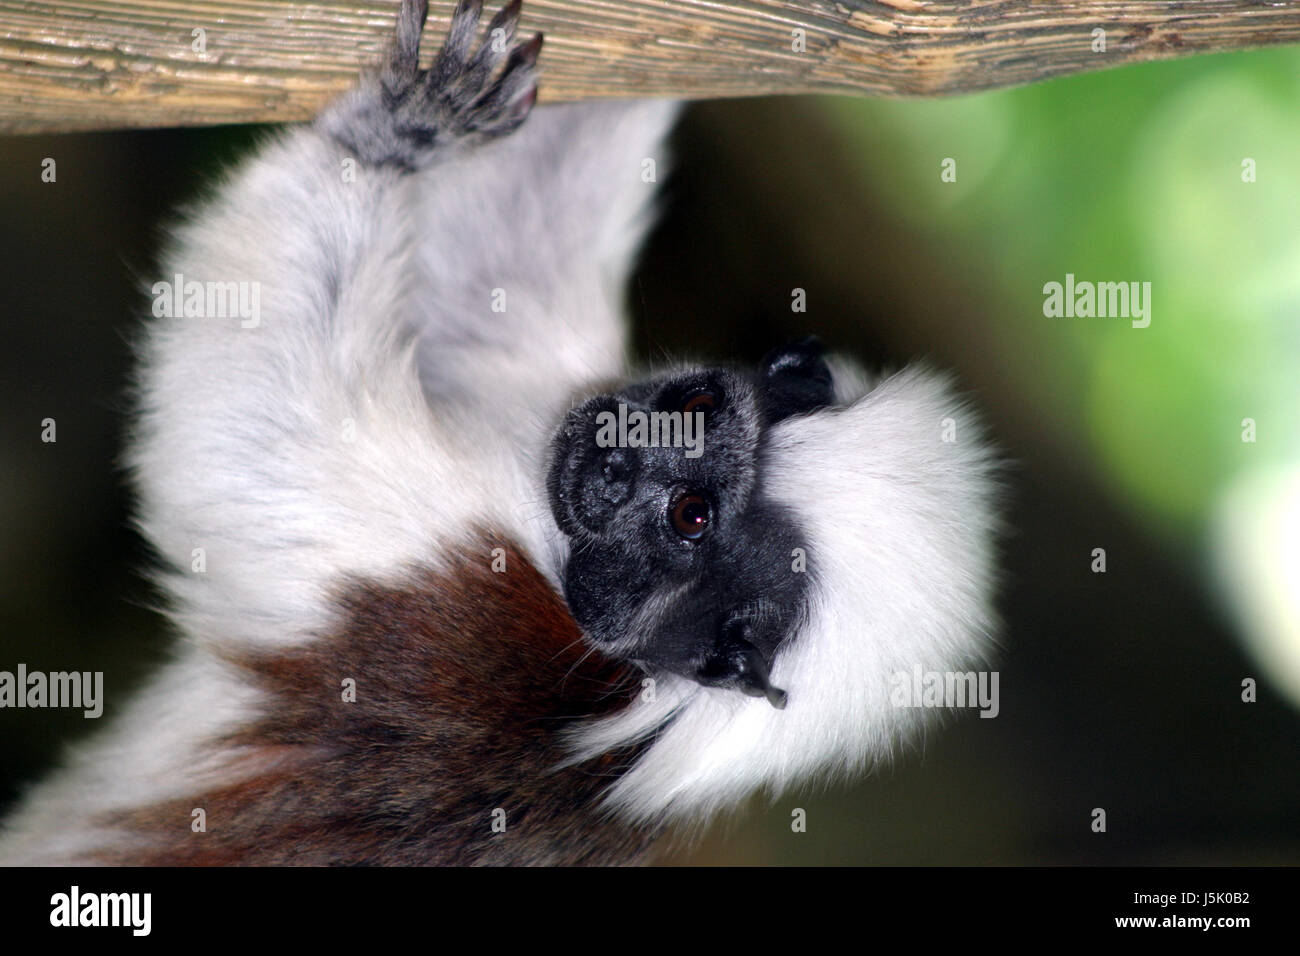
[[0, 99, 678, 863], [568, 362, 1002, 823], [0, 649, 266, 864], [1, 87, 1000, 859], [131, 99, 678, 656]]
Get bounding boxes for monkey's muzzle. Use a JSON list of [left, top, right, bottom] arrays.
[[547, 396, 642, 539]]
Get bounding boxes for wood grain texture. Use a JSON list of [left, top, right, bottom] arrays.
[[3, 1, 1300, 132]]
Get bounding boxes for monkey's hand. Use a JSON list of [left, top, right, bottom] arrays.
[[320, 0, 542, 170]]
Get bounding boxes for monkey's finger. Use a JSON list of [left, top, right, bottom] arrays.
[[384, 0, 430, 92], [464, 0, 524, 88], [467, 33, 542, 136], [431, 0, 487, 91]]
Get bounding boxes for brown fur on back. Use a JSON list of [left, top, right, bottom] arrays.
[[100, 534, 657, 865]]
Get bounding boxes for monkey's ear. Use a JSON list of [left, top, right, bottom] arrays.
[[759, 336, 834, 424]]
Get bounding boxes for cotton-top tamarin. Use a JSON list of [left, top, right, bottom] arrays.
[[0, 0, 1000, 865]]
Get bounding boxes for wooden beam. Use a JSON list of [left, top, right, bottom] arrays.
[[3, 1, 1299, 133]]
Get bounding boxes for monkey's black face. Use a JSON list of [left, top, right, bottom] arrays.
[[547, 339, 833, 707]]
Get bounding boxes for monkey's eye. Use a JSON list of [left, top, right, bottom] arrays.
[[669, 493, 711, 541], [681, 390, 717, 418]]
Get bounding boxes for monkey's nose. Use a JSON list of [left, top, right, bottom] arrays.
[[594, 447, 636, 508], [600, 448, 632, 486]]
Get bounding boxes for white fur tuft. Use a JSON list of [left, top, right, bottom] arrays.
[[570, 360, 1003, 823]]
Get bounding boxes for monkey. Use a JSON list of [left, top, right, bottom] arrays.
[[0, 0, 1001, 865], [548, 337, 838, 710]]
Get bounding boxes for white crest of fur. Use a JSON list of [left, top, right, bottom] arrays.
[[569, 360, 1002, 823]]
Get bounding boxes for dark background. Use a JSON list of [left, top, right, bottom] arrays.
[[1, 86, 1297, 864]]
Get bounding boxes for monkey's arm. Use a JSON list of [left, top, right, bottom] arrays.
[[133, 1, 673, 651], [1, 0, 671, 865], [405, 97, 678, 443]]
